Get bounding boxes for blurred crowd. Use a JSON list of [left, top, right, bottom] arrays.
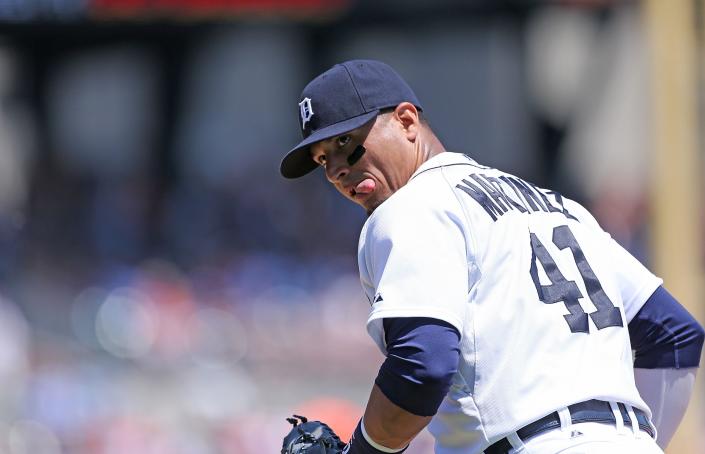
[[0, 258, 384, 453], [0, 1, 669, 452]]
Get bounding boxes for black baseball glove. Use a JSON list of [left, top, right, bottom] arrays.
[[281, 415, 347, 454]]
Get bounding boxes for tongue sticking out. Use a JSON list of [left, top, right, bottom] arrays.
[[355, 178, 376, 194]]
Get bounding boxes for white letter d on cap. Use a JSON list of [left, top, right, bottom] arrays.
[[299, 97, 313, 130]]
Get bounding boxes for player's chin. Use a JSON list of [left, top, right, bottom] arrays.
[[359, 194, 387, 214], [341, 187, 386, 213]]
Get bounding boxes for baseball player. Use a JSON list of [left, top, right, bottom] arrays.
[[279, 60, 704, 454]]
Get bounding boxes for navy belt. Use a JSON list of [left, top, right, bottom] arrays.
[[485, 399, 654, 454]]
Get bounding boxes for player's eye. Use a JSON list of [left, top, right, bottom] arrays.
[[336, 135, 351, 148]]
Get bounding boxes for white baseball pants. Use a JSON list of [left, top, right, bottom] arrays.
[[506, 410, 663, 454]]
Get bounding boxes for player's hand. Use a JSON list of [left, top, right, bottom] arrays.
[[281, 415, 347, 454]]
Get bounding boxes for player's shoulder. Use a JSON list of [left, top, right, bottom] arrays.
[[375, 153, 473, 213], [392, 151, 482, 203], [429, 156, 601, 230], [360, 153, 473, 240]]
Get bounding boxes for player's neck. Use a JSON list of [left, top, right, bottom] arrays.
[[412, 132, 447, 172]]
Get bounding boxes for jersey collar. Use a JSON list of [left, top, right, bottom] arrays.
[[410, 152, 477, 180]]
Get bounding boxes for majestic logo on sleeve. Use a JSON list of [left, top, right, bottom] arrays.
[[366, 292, 384, 306], [299, 97, 314, 130]]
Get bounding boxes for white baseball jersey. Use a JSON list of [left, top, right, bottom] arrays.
[[357, 152, 662, 453]]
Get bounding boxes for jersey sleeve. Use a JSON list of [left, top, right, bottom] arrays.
[[563, 199, 663, 322], [604, 237, 663, 322], [358, 189, 470, 353]]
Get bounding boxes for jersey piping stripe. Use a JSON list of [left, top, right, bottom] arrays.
[[411, 162, 483, 180]]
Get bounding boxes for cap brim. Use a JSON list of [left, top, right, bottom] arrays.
[[280, 110, 379, 179]]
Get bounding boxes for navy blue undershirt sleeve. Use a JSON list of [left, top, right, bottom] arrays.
[[375, 317, 461, 417], [628, 286, 705, 369]]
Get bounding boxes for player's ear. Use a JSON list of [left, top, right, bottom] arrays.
[[393, 102, 421, 142]]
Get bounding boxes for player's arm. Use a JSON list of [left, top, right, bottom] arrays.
[[345, 317, 461, 452], [628, 286, 705, 449]]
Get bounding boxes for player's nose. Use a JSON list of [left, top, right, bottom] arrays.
[[325, 158, 350, 183]]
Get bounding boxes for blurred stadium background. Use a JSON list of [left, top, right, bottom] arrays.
[[0, 0, 701, 452]]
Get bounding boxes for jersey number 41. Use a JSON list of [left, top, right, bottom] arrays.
[[529, 225, 624, 334]]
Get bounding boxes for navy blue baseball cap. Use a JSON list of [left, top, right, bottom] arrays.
[[280, 59, 423, 179]]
